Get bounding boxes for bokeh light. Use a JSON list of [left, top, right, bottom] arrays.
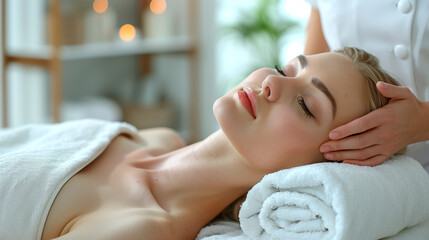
[[150, 0, 167, 15], [119, 24, 137, 42], [93, 0, 109, 14]]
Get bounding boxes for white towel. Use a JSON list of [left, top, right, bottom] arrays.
[[0, 119, 138, 240], [238, 155, 429, 240]]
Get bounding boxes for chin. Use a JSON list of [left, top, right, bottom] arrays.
[[212, 98, 223, 125], [213, 96, 235, 133], [213, 95, 247, 142]]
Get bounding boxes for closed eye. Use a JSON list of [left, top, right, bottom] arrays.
[[297, 96, 315, 119], [275, 65, 287, 77]]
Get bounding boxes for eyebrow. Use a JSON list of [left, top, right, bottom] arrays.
[[296, 54, 337, 118], [297, 55, 308, 69], [311, 77, 337, 119]]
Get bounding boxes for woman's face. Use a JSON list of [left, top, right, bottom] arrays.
[[213, 52, 369, 171]]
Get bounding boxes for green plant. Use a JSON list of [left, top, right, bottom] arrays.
[[222, 0, 299, 84]]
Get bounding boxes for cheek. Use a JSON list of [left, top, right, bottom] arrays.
[[251, 112, 326, 170], [268, 115, 315, 153]]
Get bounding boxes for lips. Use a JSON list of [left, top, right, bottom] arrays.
[[237, 87, 256, 119]]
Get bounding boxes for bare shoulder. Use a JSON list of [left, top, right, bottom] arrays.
[[54, 207, 180, 240], [136, 128, 186, 155]]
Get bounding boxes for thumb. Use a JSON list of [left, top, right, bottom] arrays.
[[376, 82, 410, 99]]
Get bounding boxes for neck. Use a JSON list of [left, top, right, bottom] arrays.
[[147, 130, 267, 219]]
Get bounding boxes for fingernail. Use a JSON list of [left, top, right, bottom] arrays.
[[321, 146, 330, 152], [329, 131, 339, 139], [325, 153, 334, 160]]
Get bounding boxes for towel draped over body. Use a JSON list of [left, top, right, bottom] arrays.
[[0, 119, 138, 240]]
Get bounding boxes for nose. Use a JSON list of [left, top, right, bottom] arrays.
[[262, 75, 283, 102]]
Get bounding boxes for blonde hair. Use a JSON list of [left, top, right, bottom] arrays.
[[220, 47, 405, 222]]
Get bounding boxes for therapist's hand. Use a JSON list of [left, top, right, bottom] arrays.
[[320, 82, 429, 166]]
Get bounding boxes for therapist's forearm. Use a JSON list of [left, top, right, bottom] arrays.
[[304, 8, 330, 55]]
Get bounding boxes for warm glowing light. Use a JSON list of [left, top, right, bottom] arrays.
[[93, 0, 109, 14], [150, 0, 167, 14], [119, 24, 136, 42]]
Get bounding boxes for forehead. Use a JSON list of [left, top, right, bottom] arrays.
[[305, 52, 368, 125]]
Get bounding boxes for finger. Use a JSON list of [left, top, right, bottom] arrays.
[[342, 154, 389, 167], [377, 82, 411, 100], [323, 144, 381, 161], [328, 111, 381, 140], [321, 129, 379, 152]]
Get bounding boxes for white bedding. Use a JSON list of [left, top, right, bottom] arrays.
[[197, 219, 429, 240]]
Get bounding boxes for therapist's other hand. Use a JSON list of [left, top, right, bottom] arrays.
[[320, 82, 429, 166]]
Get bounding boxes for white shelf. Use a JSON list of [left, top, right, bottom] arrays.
[[7, 36, 194, 61]]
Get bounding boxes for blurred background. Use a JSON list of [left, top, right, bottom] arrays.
[[0, 0, 311, 142]]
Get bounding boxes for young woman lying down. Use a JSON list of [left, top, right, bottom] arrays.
[[0, 47, 403, 240]]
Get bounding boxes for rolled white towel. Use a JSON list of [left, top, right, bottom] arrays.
[[239, 155, 429, 240]]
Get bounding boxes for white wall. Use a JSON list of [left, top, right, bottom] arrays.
[[197, 0, 220, 139], [0, 2, 3, 126]]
